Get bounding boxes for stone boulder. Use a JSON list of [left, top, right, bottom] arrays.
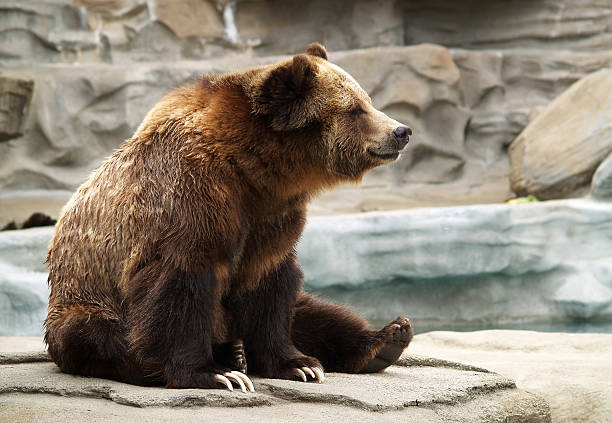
[[235, 0, 404, 55], [591, 151, 612, 199], [508, 69, 612, 200]]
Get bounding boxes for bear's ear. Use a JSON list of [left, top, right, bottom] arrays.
[[306, 43, 328, 60], [255, 54, 321, 131]]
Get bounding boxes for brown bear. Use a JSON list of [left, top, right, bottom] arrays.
[[44, 43, 413, 392]]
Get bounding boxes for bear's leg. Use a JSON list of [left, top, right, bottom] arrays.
[[291, 292, 413, 373], [228, 256, 324, 383], [213, 339, 247, 374], [126, 263, 253, 391], [44, 303, 148, 385]]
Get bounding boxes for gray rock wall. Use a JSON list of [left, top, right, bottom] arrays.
[[4, 0, 611, 67], [0, 76, 33, 142], [3, 45, 612, 222], [3, 0, 612, 224], [403, 0, 612, 51]]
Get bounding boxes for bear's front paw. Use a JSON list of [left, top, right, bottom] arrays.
[[166, 370, 254, 392], [279, 356, 325, 383], [215, 370, 255, 393]]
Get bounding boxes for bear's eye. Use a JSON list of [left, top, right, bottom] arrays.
[[351, 106, 366, 117]]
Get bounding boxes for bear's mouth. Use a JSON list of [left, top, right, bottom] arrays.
[[367, 149, 400, 161]]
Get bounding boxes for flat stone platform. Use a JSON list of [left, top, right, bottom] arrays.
[[0, 337, 550, 423]]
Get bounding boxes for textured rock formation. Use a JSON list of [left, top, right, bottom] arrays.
[[0, 337, 551, 422], [0, 76, 33, 142], [235, 0, 404, 55], [152, 0, 224, 39], [0, 190, 72, 230], [0, 1, 105, 65], [3, 1, 610, 62], [0, 45, 476, 215], [508, 69, 612, 199], [403, 0, 612, 51], [3, 46, 612, 223], [2, 0, 612, 219]]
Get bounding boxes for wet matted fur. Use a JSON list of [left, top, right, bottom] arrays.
[[45, 43, 413, 388]]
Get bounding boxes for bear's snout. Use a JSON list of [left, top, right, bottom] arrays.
[[365, 123, 412, 162], [393, 126, 412, 149]]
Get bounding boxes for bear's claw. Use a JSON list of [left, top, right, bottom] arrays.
[[301, 366, 315, 379], [292, 366, 325, 383], [214, 371, 254, 393]]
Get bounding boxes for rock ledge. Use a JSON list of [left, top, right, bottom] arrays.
[[0, 337, 550, 422]]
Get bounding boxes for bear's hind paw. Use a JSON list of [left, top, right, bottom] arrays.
[[358, 316, 413, 373]]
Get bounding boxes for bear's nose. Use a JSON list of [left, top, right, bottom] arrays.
[[392, 126, 412, 148]]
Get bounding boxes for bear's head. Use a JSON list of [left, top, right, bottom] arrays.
[[248, 43, 411, 184]]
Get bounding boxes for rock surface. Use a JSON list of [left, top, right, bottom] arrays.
[[509, 69, 612, 200], [153, 0, 224, 39], [1, 44, 480, 202], [4, 331, 611, 422], [2, 198, 612, 336], [3, 0, 612, 224], [0, 76, 33, 142], [3, 0, 611, 66], [410, 330, 612, 423], [0, 336, 551, 422], [235, 0, 404, 55], [403, 0, 612, 51], [4, 46, 612, 224]]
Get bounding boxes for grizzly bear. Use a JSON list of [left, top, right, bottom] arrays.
[[44, 43, 413, 392]]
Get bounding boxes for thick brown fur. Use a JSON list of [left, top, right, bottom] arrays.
[[44, 43, 413, 388]]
